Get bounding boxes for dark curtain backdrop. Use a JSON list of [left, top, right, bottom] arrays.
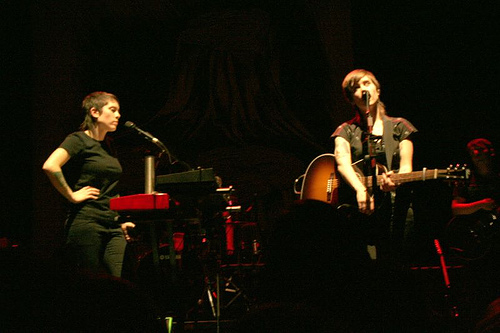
[[146, 9, 322, 150], [132, 9, 333, 216]]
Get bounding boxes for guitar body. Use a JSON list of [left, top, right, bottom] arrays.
[[445, 210, 499, 260], [299, 154, 339, 205]]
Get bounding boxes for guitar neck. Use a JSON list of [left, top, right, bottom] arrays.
[[365, 168, 448, 187]]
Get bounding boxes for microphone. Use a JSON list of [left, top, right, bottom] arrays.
[[124, 121, 189, 169], [362, 91, 370, 103], [124, 121, 160, 144], [362, 91, 373, 129]]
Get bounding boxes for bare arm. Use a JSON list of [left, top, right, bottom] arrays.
[[380, 138, 414, 191], [42, 148, 100, 203], [451, 197, 497, 216], [334, 136, 373, 213], [398, 139, 414, 174]]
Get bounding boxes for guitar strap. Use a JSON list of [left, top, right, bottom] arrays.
[[382, 115, 398, 171]]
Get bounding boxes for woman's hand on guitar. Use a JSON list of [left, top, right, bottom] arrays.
[[356, 188, 374, 214], [380, 171, 398, 192]]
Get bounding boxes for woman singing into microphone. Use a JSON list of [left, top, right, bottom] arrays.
[[332, 69, 417, 265]]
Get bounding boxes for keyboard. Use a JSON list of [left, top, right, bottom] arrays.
[[110, 193, 170, 211], [155, 168, 218, 194]]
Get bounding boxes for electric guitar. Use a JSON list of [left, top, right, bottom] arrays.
[[295, 153, 470, 206]]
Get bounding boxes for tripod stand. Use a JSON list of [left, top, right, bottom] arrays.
[[189, 221, 260, 323], [196, 261, 256, 320]]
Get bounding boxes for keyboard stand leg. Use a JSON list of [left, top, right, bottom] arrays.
[[150, 222, 161, 276]]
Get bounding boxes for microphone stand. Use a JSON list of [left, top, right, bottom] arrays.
[[155, 141, 192, 173], [125, 121, 192, 172], [143, 140, 191, 193], [153, 140, 181, 169], [364, 95, 377, 197]]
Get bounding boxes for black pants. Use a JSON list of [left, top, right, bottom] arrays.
[[65, 217, 127, 277]]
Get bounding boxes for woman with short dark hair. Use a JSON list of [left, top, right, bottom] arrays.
[[42, 91, 132, 277]]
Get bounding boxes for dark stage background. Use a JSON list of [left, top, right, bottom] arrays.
[[1, 1, 498, 259]]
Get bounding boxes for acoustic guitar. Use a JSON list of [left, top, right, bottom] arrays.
[[296, 153, 469, 206]]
